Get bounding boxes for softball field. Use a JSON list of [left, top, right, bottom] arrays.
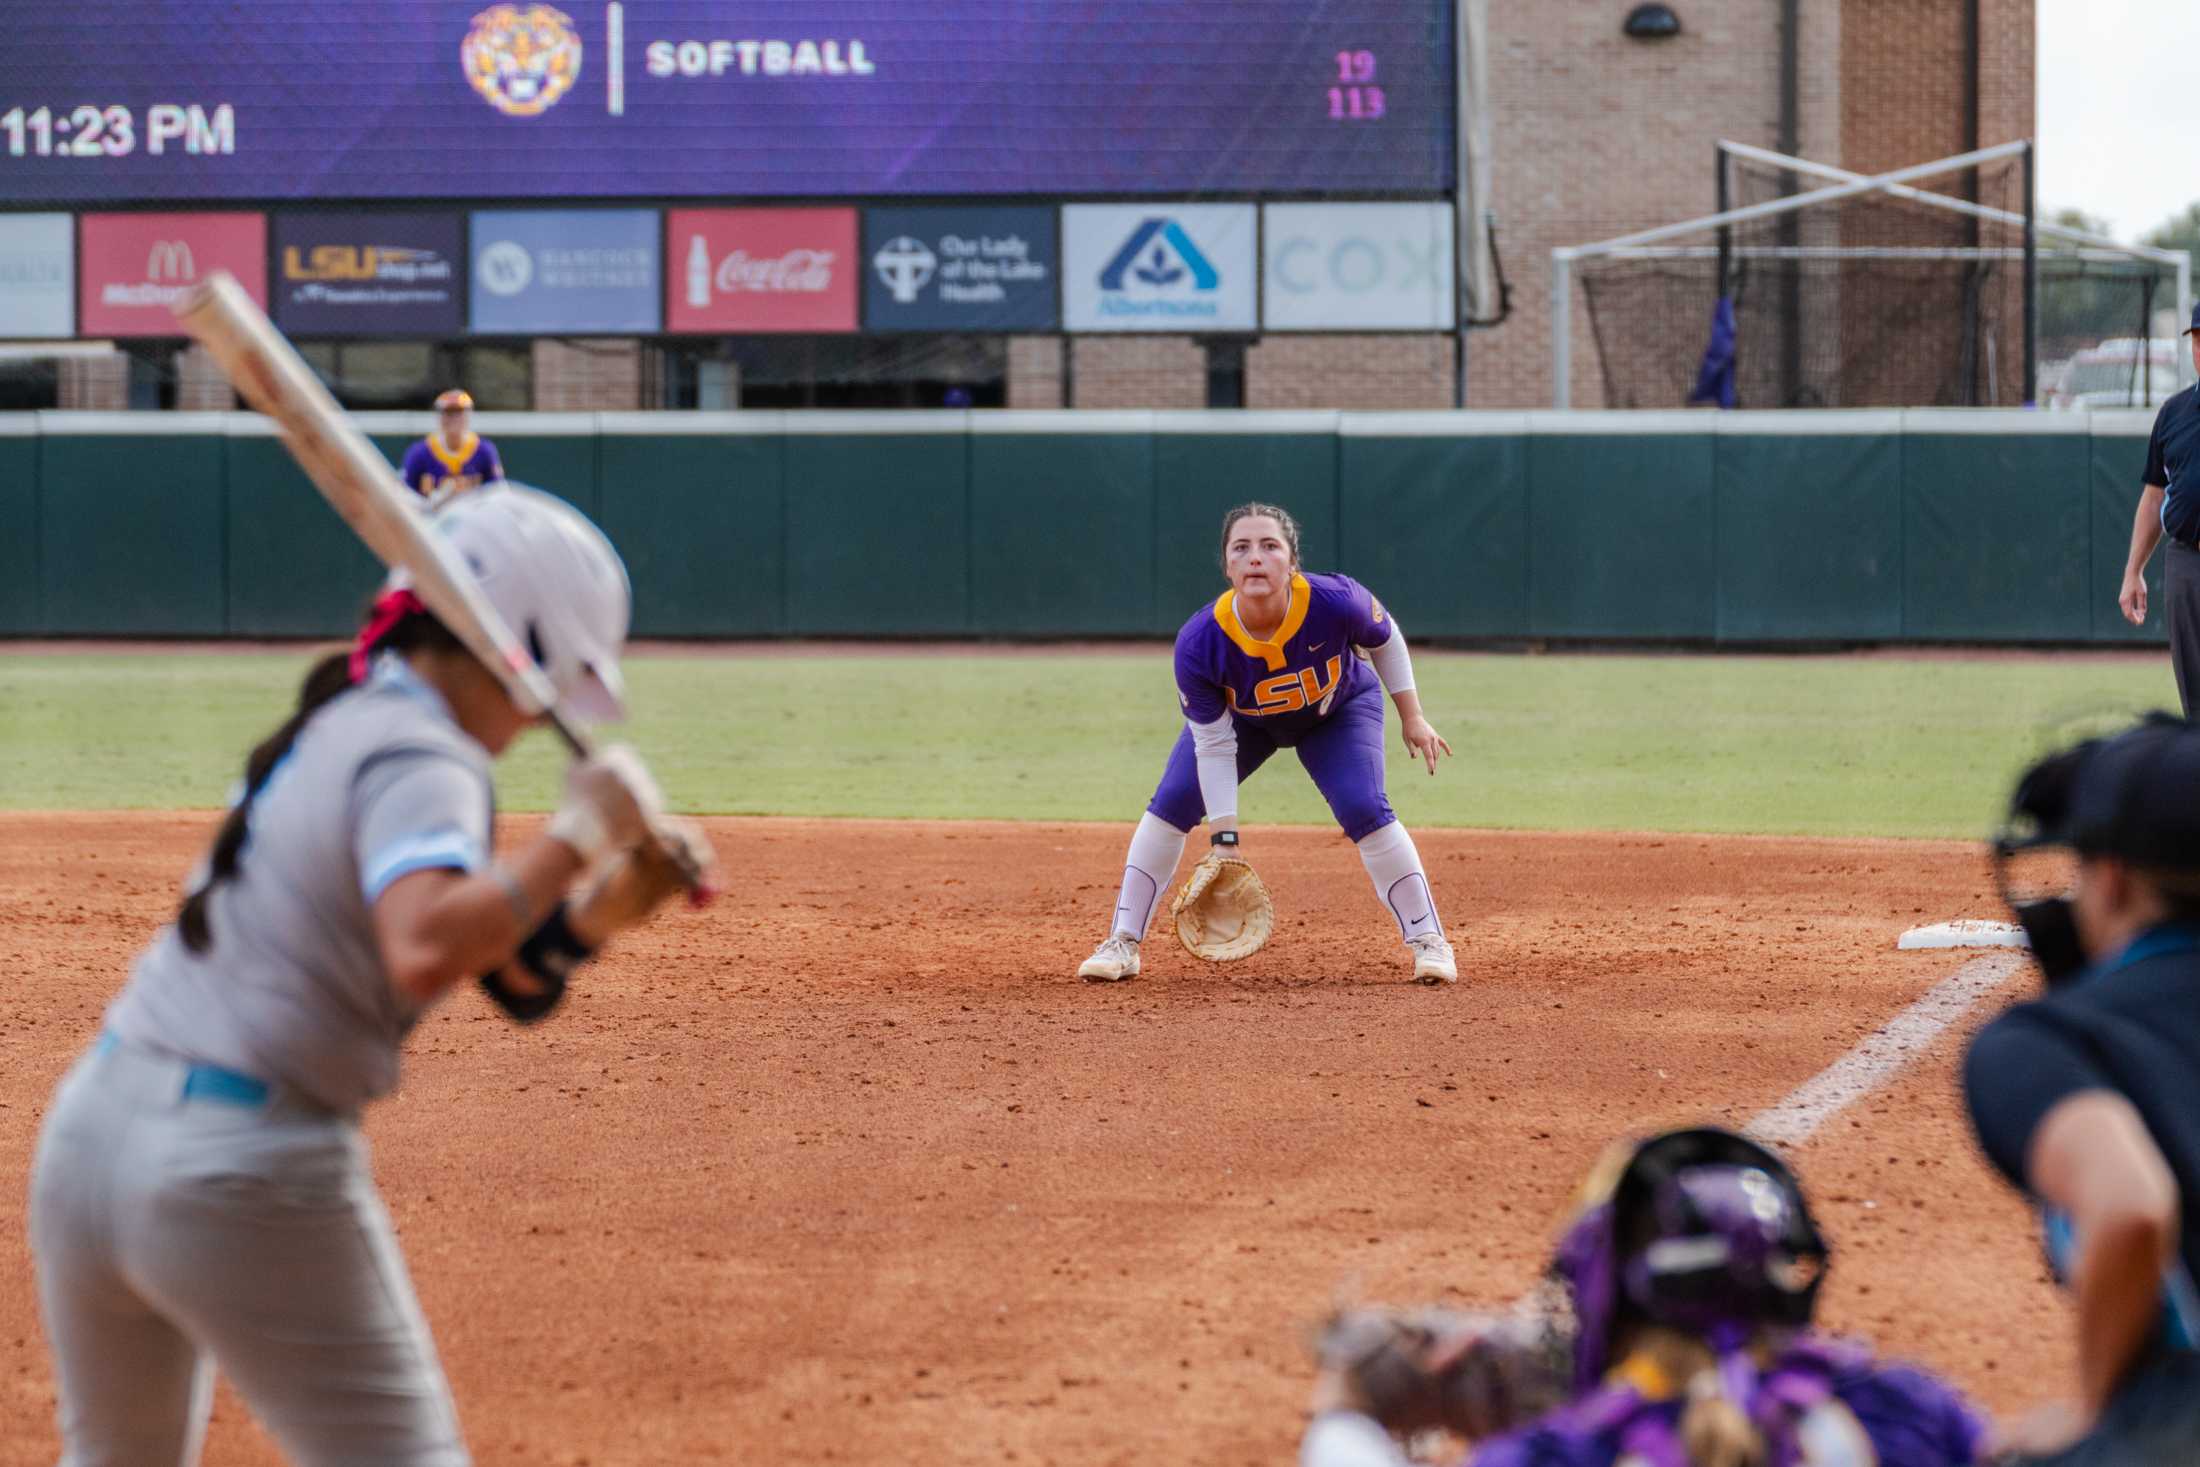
[[0, 644, 2173, 1464]]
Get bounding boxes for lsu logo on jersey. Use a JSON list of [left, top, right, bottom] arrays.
[[462, 4, 583, 118], [1228, 655, 1344, 717]]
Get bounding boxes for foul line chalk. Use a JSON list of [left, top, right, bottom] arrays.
[[1746, 951, 2028, 1149], [1497, 951, 2030, 1321]]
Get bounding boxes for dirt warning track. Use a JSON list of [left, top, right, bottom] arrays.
[[0, 814, 2066, 1465]]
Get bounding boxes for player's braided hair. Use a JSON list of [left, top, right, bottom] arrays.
[[176, 610, 462, 954], [1219, 501, 1302, 571]]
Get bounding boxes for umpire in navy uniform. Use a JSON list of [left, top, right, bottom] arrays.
[[2119, 308, 2200, 712], [1964, 715, 2200, 1463]]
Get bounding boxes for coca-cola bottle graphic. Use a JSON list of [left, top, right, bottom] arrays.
[[686, 234, 711, 309]]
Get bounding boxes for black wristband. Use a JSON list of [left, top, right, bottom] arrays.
[[1210, 829, 1240, 849], [479, 902, 594, 1024]]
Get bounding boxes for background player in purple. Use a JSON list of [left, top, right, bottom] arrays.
[[1077, 501, 1459, 984], [398, 389, 504, 505], [1301, 1127, 1987, 1467]]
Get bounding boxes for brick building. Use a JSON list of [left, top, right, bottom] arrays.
[[1061, 0, 2036, 412], [50, 1, 2034, 414]]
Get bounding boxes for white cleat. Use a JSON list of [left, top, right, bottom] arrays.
[[1078, 934, 1142, 983], [1407, 932, 1458, 985]]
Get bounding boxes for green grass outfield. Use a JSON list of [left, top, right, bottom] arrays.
[[0, 647, 2179, 840]]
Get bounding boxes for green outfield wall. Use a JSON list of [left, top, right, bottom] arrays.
[[0, 407, 2166, 645]]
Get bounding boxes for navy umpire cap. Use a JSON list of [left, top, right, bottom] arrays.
[[2003, 713, 2200, 868], [2184, 303, 2200, 337]]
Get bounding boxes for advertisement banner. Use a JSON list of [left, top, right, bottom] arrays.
[[666, 208, 856, 333], [0, 4, 1452, 203], [0, 213, 73, 338], [1061, 204, 1256, 333], [272, 210, 464, 336], [471, 209, 659, 334], [79, 211, 265, 337], [862, 207, 1056, 332], [1262, 203, 1455, 331]]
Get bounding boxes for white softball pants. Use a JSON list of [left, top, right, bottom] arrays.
[[29, 1039, 468, 1467]]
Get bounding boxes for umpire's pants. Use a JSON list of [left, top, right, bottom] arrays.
[[2001, 1352, 2200, 1466], [2167, 541, 2200, 716], [30, 1039, 469, 1467]]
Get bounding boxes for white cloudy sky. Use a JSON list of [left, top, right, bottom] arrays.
[[2038, 0, 2200, 239]]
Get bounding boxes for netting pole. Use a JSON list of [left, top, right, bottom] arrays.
[[2023, 140, 2038, 405], [1777, 0, 1802, 407], [1552, 249, 1573, 409], [2182, 254, 2195, 388], [2141, 273, 2159, 402], [1715, 143, 1732, 295]]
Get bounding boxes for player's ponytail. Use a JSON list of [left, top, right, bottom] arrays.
[[176, 599, 466, 953], [1679, 1385, 1766, 1467], [176, 651, 354, 953], [1619, 1329, 1769, 1467]]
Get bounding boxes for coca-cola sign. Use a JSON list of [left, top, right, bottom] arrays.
[[667, 208, 857, 332]]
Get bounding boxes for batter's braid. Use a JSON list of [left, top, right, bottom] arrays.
[[177, 651, 352, 952], [177, 612, 462, 953]]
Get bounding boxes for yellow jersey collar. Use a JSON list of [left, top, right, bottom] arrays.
[[426, 432, 478, 475], [1606, 1351, 1682, 1402], [1212, 573, 1311, 671]]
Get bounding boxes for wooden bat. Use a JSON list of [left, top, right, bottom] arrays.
[[173, 270, 709, 896]]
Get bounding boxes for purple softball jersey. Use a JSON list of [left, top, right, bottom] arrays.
[[1467, 1339, 1986, 1467], [398, 433, 502, 500], [1147, 572, 1401, 840], [1172, 571, 1393, 738]]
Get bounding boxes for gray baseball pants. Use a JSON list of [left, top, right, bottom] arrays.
[[29, 1039, 468, 1467], [2167, 541, 2200, 717]]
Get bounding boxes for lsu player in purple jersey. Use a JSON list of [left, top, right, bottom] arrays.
[[1302, 1128, 1987, 1467], [1078, 502, 1459, 984], [398, 389, 504, 504]]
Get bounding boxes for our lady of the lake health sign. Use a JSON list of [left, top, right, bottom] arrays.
[[0, 2, 1453, 202], [862, 208, 1057, 332]]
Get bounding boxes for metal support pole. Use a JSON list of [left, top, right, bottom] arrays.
[[1715, 142, 1732, 295], [2022, 141, 2038, 405], [1777, 0, 1802, 406], [2182, 254, 2195, 388], [2141, 273, 2159, 403], [1552, 251, 1573, 409]]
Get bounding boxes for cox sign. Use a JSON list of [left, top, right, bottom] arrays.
[[1261, 203, 1454, 331]]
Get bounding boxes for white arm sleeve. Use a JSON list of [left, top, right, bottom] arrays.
[[1361, 616, 1415, 696], [1189, 711, 1238, 824]]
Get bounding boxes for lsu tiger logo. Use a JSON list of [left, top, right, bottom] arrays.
[[462, 4, 583, 118], [1228, 655, 1345, 717]]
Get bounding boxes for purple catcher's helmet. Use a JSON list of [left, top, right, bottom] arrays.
[[1550, 1127, 1828, 1392]]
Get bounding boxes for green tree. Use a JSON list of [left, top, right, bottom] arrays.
[[2039, 207, 2151, 355], [2143, 201, 2200, 281]]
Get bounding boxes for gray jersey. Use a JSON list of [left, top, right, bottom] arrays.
[[107, 656, 494, 1112]]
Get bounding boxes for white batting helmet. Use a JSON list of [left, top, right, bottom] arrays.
[[426, 483, 633, 723]]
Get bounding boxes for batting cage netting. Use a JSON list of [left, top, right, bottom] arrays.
[[1569, 146, 2185, 411]]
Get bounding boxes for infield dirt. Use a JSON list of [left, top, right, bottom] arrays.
[[0, 815, 2067, 1465]]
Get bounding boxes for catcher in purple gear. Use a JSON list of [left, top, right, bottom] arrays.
[[1303, 1127, 1988, 1467], [1077, 501, 1459, 984]]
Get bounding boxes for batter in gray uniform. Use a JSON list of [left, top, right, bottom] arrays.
[[29, 486, 710, 1467]]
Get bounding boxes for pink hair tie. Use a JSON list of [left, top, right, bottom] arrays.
[[349, 589, 428, 683]]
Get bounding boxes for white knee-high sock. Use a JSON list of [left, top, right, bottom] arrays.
[[1108, 813, 1188, 940], [1357, 821, 1441, 941]]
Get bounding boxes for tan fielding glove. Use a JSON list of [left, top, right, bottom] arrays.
[[1170, 840, 1275, 961]]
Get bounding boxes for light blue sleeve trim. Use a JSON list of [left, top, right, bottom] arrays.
[[361, 828, 485, 902]]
